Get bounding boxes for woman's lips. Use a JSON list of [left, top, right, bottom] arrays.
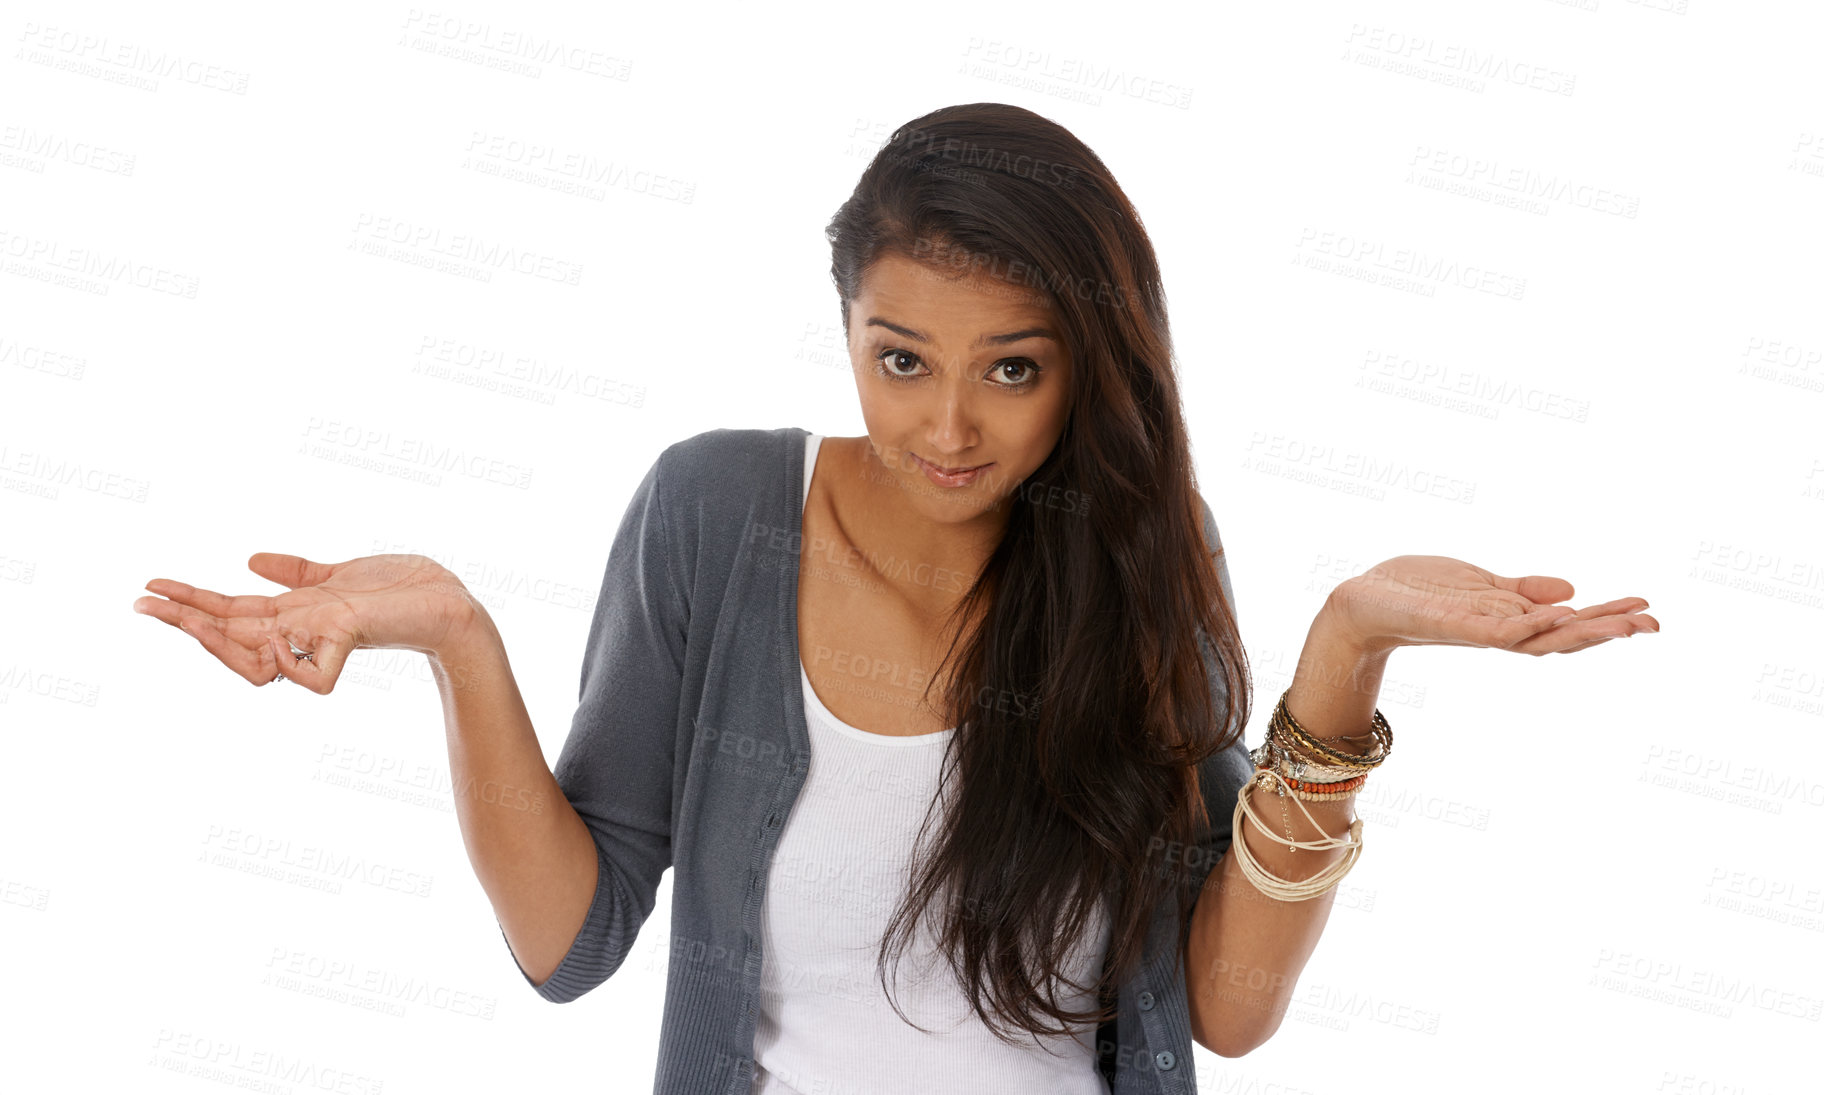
[[911, 453, 992, 488]]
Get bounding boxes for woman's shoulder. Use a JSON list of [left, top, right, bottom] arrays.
[[648, 425, 807, 548], [659, 424, 803, 472], [656, 426, 803, 499]]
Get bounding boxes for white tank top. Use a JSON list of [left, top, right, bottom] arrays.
[[751, 434, 1111, 1095]]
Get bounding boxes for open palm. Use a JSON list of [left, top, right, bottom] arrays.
[[1325, 554, 1659, 656], [132, 553, 477, 692]]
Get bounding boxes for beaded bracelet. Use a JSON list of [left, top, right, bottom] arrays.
[[1284, 781, 1368, 802], [1263, 768, 1370, 796]]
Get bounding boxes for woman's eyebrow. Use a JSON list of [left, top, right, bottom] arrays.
[[865, 316, 1058, 349]]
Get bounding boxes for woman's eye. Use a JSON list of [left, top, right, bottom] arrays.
[[993, 359, 1041, 386], [878, 349, 922, 377]]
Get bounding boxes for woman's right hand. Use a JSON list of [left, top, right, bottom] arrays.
[[132, 553, 481, 693]]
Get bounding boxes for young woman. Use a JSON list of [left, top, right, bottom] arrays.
[[133, 103, 1658, 1095]]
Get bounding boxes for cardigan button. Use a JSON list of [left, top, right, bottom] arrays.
[[765, 811, 779, 829], [1136, 991, 1155, 1011], [1154, 1050, 1175, 1071]]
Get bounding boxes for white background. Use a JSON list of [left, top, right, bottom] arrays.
[[3, 1, 1820, 1092]]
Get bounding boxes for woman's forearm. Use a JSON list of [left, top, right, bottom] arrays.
[[430, 608, 599, 987], [1185, 607, 1391, 1056]]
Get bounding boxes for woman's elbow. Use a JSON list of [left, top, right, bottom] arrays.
[[1195, 1021, 1276, 1058]]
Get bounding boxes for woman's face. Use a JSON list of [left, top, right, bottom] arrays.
[[846, 250, 1074, 520]]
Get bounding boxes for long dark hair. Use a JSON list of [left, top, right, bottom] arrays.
[[825, 102, 1251, 1048]]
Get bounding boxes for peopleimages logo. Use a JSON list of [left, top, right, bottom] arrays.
[[14, 22, 251, 94], [0, 228, 199, 298]]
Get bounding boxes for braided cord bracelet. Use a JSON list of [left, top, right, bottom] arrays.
[[1232, 765, 1366, 901]]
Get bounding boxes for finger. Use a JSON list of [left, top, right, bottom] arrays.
[[1554, 636, 1619, 654], [139, 594, 287, 667], [1457, 603, 1583, 649], [248, 553, 339, 591], [1485, 573, 1575, 607], [134, 594, 214, 632], [1552, 596, 1650, 622], [1543, 606, 1659, 634], [179, 615, 278, 686], [265, 631, 351, 695], [143, 578, 280, 619], [1517, 630, 1627, 655], [1512, 612, 1658, 655]]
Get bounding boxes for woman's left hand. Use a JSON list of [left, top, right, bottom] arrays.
[[1322, 555, 1659, 657]]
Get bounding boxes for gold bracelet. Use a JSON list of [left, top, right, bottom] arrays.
[[1272, 692, 1392, 770]]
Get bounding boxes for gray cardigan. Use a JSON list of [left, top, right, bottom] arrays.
[[500, 426, 1253, 1094]]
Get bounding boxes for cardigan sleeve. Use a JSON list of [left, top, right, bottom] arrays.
[[501, 445, 686, 1003], [1187, 493, 1253, 904]]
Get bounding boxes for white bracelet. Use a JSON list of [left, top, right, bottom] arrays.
[[1229, 768, 1365, 902]]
